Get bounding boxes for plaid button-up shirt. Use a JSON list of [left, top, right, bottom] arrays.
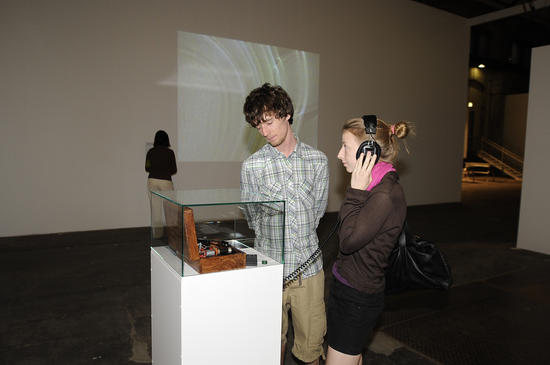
[[240, 139, 329, 278]]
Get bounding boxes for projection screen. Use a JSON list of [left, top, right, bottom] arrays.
[[177, 31, 320, 162]]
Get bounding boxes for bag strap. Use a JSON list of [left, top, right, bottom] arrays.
[[398, 220, 407, 247]]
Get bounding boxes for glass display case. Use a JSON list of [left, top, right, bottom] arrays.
[[150, 188, 285, 276]]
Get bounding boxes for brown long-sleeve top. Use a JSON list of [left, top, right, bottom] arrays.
[[145, 146, 177, 181], [335, 171, 406, 293]]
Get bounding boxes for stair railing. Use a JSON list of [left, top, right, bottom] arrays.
[[479, 137, 523, 178]]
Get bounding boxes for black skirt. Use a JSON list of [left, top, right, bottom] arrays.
[[327, 277, 384, 355]]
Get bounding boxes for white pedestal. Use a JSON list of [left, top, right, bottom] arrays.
[[151, 246, 283, 365]]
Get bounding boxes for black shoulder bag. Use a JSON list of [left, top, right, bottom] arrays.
[[385, 221, 453, 294]]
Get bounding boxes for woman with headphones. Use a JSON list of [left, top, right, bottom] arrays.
[[326, 116, 412, 365]]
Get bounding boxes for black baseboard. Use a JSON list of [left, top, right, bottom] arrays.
[[0, 226, 150, 252]]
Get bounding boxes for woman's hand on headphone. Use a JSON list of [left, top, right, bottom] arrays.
[[350, 151, 376, 190]]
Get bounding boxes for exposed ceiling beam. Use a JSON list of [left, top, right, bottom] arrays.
[[467, 0, 550, 25], [475, 0, 517, 9]]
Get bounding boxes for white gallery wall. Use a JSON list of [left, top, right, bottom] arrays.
[[0, 0, 468, 237], [517, 45, 550, 255], [502, 94, 528, 157]]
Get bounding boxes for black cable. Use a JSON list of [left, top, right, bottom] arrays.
[[283, 219, 340, 288]]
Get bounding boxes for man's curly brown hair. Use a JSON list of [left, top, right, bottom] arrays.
[[243, 83, 294, 127]]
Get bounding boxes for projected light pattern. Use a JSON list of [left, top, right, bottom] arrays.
[[177, 31, 320, 162]]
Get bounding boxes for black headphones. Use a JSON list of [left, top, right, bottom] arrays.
[[356, 115, 381, 164]]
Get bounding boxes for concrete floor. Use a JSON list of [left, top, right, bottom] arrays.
[[2, 176, 549, 364]]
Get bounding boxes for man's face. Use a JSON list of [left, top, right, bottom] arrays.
[[255, 113, 291, 148]]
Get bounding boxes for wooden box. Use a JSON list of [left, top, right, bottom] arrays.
[[164, 204, 246, 274]]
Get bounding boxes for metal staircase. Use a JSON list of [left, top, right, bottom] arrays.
[[478, 137, 523, 181]]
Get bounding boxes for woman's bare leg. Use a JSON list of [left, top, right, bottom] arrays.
[[326, 345, 362, 365]]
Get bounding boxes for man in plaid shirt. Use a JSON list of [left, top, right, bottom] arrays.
[[241, 83, 329, 365]]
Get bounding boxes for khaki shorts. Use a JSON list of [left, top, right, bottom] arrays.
[[282, 270, 326, 363]]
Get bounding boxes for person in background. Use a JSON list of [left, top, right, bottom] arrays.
[[240, 83, 329, 365], [326, 117, 412, 365], [145, 130, 177, 238]]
